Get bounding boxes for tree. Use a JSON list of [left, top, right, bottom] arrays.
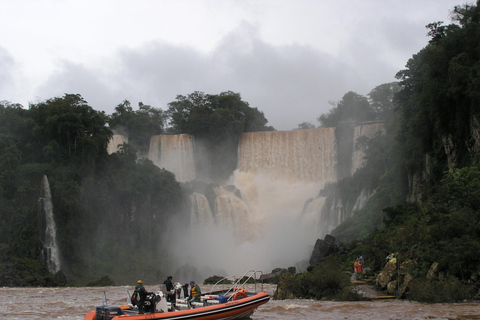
[[395, 2, 480, 172], [166, 91, 272, 134], [29, 94, 112, 169], [318, 91, 374, 127], [367, 82, 401, 122], [166, 91, 273, 182], [109, 100, 166, 155], [296, 122, 316, 130]]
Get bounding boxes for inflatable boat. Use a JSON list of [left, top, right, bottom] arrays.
[[83, 270, 270, 320]]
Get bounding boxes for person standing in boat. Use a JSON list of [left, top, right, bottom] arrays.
[[183, 283, 189, 298], [135, 280, 154, 314], [188, 280, 201, 302], [163, 276, 175, 302]]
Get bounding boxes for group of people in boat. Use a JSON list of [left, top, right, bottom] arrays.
[[134, 276, 201, 314], [163, 276, 201, 302]]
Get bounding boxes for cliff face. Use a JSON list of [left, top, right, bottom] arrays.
[[407, 115, 480, 203], [106, 124, 383, 274], [107, 125, 384, 243], [155, 125, 380, 242]]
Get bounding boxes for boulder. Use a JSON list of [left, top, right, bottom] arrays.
[[55, 270, 67, 286], [376, 261, 397, 289], [386, 280, 398, 295], [273, 278, 297, 300], [399, 260, 417, 276], [398, 273, 415, 298], [309, 234, 336, 265]]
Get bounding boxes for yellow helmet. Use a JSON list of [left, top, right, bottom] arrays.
[[137, 280, 143, 284]]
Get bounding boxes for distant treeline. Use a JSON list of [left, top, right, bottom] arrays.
[[0, 91, 272, 286]]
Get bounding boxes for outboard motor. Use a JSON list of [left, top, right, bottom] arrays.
[[95, 305, 122, 320], [143, 293, 161, 313]]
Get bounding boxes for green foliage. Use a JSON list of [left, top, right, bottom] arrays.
[[85, 275, 116, 287], [0, 94, 183, 286], [166, 91, 273, 134], [109, 100, 166, 154], [408, 276, 474, 302], [275, 256, 363, 301], [203, 275, 232, 285], [395, 3, 480, 173], [346, 165, 480, 284], [166, 91, 273, 182], [367, 82, 401, 122], [296, 122, 316, 130], [318, 91, 375, 127]]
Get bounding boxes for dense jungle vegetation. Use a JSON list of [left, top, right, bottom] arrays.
[[287, 1, 480, 301], [2, 1, 480, 303], [0, 91, 271, 286]]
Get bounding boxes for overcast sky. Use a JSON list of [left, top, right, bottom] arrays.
[[0, 0, 464, 130]]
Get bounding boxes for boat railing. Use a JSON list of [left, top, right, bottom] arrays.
[[209, 270, 264, 298]]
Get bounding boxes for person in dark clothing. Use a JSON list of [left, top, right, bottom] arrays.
[[135, 280, 154, 314], [163, 276, 175, 302], [183, 283, 189, 298]]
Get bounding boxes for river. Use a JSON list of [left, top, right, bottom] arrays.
[[1, 284, 479, 320]]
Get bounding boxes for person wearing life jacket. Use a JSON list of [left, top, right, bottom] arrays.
[[134, 280, 154, 314], [354, 260, 360, 273], [187, 280, 201, 302], [356, 256, 363, 274]]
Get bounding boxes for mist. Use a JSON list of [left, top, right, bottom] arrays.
[[148, 128, 350, 283]]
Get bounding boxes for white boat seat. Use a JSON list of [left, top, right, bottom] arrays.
[[191, 302, 204, 308], [175, 303, 190, 310]]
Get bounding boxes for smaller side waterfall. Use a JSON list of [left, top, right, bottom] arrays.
[[38, 175, 61, 273], [107, 134, 128, 154]]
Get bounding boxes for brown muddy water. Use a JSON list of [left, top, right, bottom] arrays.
[[1, 284, 479, 320]]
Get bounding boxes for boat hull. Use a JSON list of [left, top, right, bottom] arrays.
[[84, 291, 270, 320]]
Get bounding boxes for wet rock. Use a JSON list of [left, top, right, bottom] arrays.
[[55, 270, 67, 286], [309, 234, 336, 265], [426, 262, 440, 279], [376, 261, 397, 289], [399, 260, 417, 275], [273, 280, 296, 300], [387, 280, 398, 295], [398, 273, 415, 298]]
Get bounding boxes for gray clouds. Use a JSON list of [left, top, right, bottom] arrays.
[[0, 48, 14, 99], [0, 0, 460, 130], [34, 23, 388, 130]]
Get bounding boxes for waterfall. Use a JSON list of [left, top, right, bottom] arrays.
[[107, 134, 128, 154], [238, 128, 337, 185], [190, 193, 214, 227], [163, 126, 383, 275], [181, 128, 339, 273], [38, 175, 61, 274], [149, 134, 196, 182]]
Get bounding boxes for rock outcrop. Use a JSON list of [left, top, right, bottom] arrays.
[[375, 259, 418, 297], [309, 234, 336, 265]]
